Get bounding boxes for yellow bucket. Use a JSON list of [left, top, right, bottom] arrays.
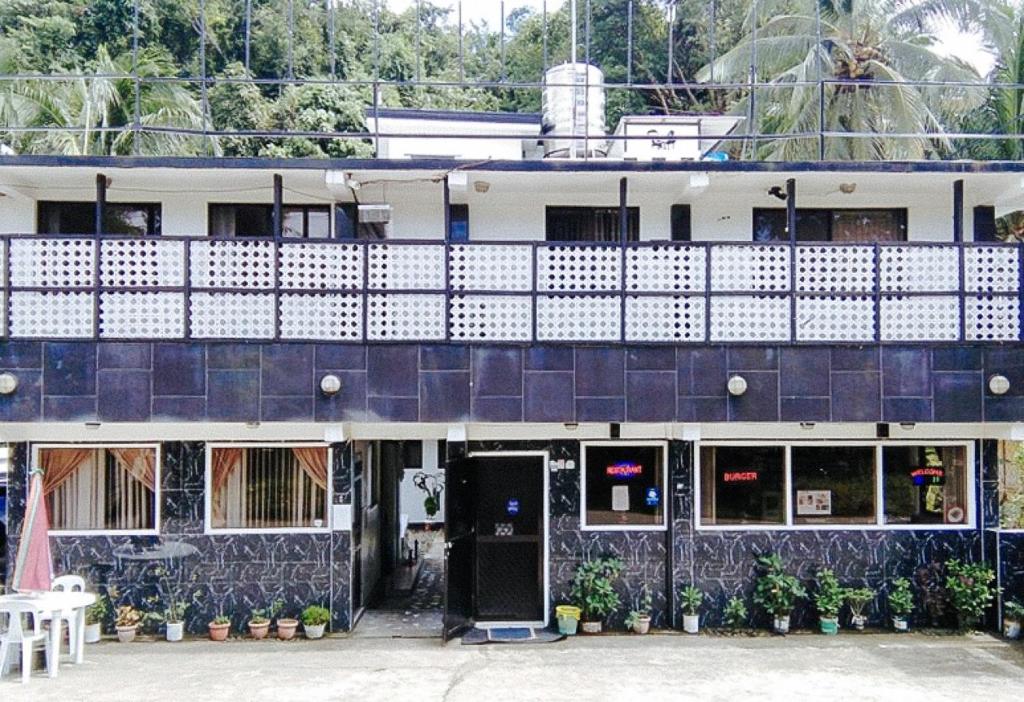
[[555, 605, 581, 635], [555, 605, 581, 620]]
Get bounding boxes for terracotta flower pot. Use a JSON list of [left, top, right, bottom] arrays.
[[249, 620, 270, 640], [208, 622, 231, 641], [116, 625, 138, 643], [277, 618, 299, 640]]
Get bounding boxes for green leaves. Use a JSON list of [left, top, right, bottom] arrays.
[[944, 559, 998, 628], [753, 553, 807, 617], [570, 556, 624, 623]]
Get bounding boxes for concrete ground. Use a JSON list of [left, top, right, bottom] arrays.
[[4, 632, 1023, 701]]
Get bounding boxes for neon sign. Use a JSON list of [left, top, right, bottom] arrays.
[[606, 462, 643, 479], [723, 471, 758, 483], [911, 467, 945, 486]]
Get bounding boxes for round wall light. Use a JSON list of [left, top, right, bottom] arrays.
[[0, 372, 17, 395], [320, 374, 343, 396], [989, 374, 1011, 396], [727, 375, 748, 397]]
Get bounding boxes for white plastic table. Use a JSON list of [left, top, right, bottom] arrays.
[[0, 591, 97, 677]]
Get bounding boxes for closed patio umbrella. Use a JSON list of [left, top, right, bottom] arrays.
[[11, 469, 53, 592]]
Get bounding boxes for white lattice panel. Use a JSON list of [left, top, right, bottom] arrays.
[[625, 296, 705, 342], [964, 246, 1019, 293], [795, 245, 874, 292], [9, 291, 93, 337], [367, 244, 445, 290], [879, 246, 958, 292], [536, 295, 620, 341], [880, 295, 959, 341], [626, 245, 706, 292], [450, 295, 533, 341], [280, 294, 363, 340], [100, 239, 185, 288], [367, 293, 446, 340], [796, 295, 874, 342], [710, 245, 790, 292], [449, 245, 533, 291], [710, 295, 790, 341], [10, 239, 95, 288], [279, 243, 363, 290], [190, 240, 275, 289], [966, 295, 1019, 341], [100, 292, 185, 338], [537, 246, 621, 292], [190, 292, 275, 338]]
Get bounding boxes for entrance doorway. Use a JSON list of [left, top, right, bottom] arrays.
[[444, 452, 549, 640]]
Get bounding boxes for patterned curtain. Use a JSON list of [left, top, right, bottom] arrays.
[[40, 448, 92, 496]]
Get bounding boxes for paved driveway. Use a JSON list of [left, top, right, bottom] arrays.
[[5, 632, 1022, 701]]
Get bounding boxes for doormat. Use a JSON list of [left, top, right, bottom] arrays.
[[461, 627, 565, 645]]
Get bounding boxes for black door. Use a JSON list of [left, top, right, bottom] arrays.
[[474, 456, 544, 622], [442, 455, 476, 641]]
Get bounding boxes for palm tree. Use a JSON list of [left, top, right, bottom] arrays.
[[0, 46, 211, 156], [696, 0, 985, 160]]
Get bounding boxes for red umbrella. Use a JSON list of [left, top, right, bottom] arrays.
[[12, 469, 53, 593]]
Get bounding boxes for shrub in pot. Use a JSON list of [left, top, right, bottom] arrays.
[[1003, 601, 1024, 639], [888, 577, 914, 631], [208, 615, 231, 641], [680, 585, 704, 634], [624, 585, 653, 635], [944, 559, 998, 631], [570, 556, 624, 634], [846, 587, 875, 631], [114, 605, 143, 643], [814, 568, 846, 635], [302, 605, 331, 639], [753, 554, 806, 634], [145, 566, 195, 642], [147, 601, 188, 643], [85, 594, 109, 643], [723, 596, 748, 631]]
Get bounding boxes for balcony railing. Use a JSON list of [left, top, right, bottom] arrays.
[[1, 236, 1020, 344]]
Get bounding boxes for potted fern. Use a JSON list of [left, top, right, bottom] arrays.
[[888, 577, 914, 631], [814, 568, 846, 635], [680, 585, 704, 634], [1004, 600, 1024, 639], [302, 605, 331, 639], [753, 554, 806, 634], [846, 587, 876, 631], [570, 556, 624, 634]]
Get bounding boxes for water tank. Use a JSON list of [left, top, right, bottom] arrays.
[[542, 62, 606, 158]]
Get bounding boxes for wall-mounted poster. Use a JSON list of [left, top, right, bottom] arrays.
[[796, 490, 832, 516]]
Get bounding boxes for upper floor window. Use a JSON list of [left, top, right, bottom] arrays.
[[208, 204, 331, 238], [546, 206, 639, 243], [39, 445, 158, 532], [38, 201, 161, 236], [753, 208, 907, 242]]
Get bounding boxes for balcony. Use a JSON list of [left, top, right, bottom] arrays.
[[1, 236, 1020, 344]]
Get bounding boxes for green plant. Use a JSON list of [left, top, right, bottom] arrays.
[[570, 556, 624, 623], [753, 554, 807, 617], [846, 587, 876, 620], [250, 599, 284, 625], [211, 615, 231, 626], [680, 585, 705, 616], [1005, 601, 1024, 621], [888, 578, 915, 618], [114, 605, 143, 629], [814, 569, 847, 620], [945, 559, 999, 629], [301, 605, 331, 627], [86, 594, 110, 626], [724, 596, 748, 629], [624, 585, 653, 629]]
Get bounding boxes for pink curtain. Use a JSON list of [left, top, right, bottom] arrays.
[[40, 448, 92, 496], [109, 448, 156, 492], [292, 447, 328, 491], [212, 448, 245, 493]]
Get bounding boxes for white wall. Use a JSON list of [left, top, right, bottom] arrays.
[[399, 440, 445, 525]]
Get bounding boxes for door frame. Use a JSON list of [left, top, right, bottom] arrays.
[[467, 450, 550, 628]]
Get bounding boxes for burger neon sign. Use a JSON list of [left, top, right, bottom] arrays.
[[723, 471, 758, 483]]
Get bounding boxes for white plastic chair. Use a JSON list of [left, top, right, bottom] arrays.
[[0, 601, 55, 683], [40, 575, 86, 659]]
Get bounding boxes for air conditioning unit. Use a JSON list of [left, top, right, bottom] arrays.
[[358, 204, 392, 223]]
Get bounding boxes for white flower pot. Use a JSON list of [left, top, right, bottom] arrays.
[[166, 621, 185, 642], [683, 614, 699, 634], [851, 615, 866, 631], [631, 616, 651, 635], [84, 622, 102, 644], [581, 621, 602, 634], [773, 615, 790, 634], [892, 616, 909, 632], [305, 623, 326, 639], [116, 626, 138, 643], [1004, 619, 1021, 640]]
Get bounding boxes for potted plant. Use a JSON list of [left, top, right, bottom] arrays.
[[1004, 600, 1024, 639], [302, 605, 331, 639], [570, 556, 624, 634], [944, 559, 998, 631], [276, 601, 299, 640], [146, 565, 196, 642], [888, 577, 914, 631], [846, 587, 876, 631], [209, 614, 231, 641], [753, 554, 806, 635], [85, 593, 109, 643], [814, 568, 846, 635], [115, 605, 143, 643], [248, 603, 277, 640], [624, 585, 652, 635], [680, 585, 704, 634], [724, 596, 748, 631]]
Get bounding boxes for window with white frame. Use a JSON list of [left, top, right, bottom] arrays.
[[582, 442, 667, 529], [209, 446, 329, 530], [698, 443, 972, 529], [39, 446, 158, 532]]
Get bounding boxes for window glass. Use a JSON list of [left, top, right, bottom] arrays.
[[208, 204, 330, 238], [449, 204, 469, 242], [883, 446, 968, 525], [700, 446, 785, 526], [546, 206, 640, 242], [790, 446, 876, 525], [584, 444, 665, 528], [38, 201, 160, 236], [752, 208, 906, 242], [41, 447, 157, 531], [999, 440, 1024, 529], [210, 446, 328, 529]]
